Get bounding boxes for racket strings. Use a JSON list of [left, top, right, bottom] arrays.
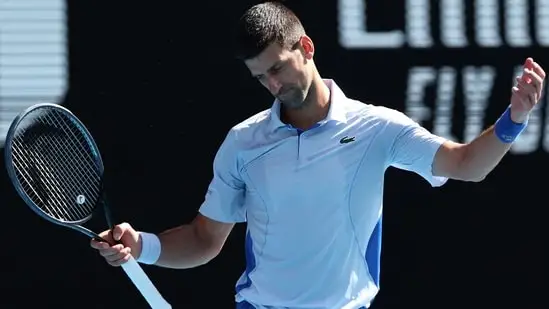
[[33, 111, 101, 211], [10, 108, 102, 222], [12, 134, 95, 221], [11, 143, 77, 221], [12, 116, 99, 221], [11, 125, 97, 222], [39, 112, 101, 193]]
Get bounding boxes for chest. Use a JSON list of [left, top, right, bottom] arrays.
[[238, 125, 387, 220]]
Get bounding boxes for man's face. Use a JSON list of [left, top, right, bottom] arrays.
[[244, 40, 312, 109]]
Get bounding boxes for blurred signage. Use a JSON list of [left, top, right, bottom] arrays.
[[0, 0, 68, 147], [338, 0, 549, 154]]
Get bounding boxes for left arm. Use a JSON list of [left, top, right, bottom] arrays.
[[433, 57, 545, 182], [432, 126, 512, 182]]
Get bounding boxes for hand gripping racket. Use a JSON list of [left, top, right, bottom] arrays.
[[4, 103, 171, 309]]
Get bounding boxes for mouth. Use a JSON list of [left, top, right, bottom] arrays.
[[277, 87, 292, 98]]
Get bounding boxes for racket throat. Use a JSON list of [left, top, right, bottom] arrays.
[[66, 224, 106, 243]]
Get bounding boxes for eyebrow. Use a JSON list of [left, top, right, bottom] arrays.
[[252, 60, 283, 78]]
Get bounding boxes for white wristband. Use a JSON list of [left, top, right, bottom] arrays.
[[137, 232, 161, 265]]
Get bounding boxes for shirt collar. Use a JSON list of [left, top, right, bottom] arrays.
[[267, 79, 348, 132]]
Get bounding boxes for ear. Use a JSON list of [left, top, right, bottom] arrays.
[[299, 35, 314, 60]]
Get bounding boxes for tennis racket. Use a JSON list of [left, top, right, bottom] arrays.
[[4, 103, 171, 309]]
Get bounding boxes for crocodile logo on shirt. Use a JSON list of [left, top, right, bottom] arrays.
[[339, 136, 355, 144]]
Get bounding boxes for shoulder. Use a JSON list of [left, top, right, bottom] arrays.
[[232, 108, 271, 133], [342, 99, 418, 131], [220, 107, 273, 149]]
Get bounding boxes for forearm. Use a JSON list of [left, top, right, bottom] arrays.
[[152, 224, 219, 269], [458, 125, 513, 181], [458, 106, 526, 181]]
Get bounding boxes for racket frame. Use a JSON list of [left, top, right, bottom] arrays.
[[4, 102, 107, 240], [4, 102, 172, 309]]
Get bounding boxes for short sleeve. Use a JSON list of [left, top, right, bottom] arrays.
[[386, 110, 448, 187], [199, 130, 246, 223]]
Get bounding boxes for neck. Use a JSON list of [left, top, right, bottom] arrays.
[[282, 75, 330, 130]]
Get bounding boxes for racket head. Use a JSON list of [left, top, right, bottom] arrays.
[[4, 103, 105, 227]]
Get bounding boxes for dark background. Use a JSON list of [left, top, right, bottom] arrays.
[[0, 1, 546, 308]]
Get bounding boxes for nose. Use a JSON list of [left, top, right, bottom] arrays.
[[266, 75, 282, 95]]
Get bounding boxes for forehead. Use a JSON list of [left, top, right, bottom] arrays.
[[244, 43, 292, 75]]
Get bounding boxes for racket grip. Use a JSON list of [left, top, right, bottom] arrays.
[[120, 256, 172, 309]]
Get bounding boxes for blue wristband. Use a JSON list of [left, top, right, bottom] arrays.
[[494, 106, 527, 143]]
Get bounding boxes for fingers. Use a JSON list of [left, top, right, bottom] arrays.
[[516, 73, 540, 97], [112, 222, 133, 242], [102, 244, 132, 266], [110, 253, 132, 266], [522, 58, 545, 92], [524, 57, 534, 70], [98, 243, 126, 257], [90, 238, 106, 249], [525, 57, 546, 79], [515, 77, 537, 108], [90, 223, 132, 247], [90, 238, 133, 266], [89, 222, 135, 267], [532, 61, 546, 80], [514, 58, 545, 107]]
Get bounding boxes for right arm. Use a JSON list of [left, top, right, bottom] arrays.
[[153, 214, 234, 268], [89, 214, 233, 268], [91, 129, 245, 268]]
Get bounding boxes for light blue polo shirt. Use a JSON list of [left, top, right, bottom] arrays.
[[199, 79, 448, 309]]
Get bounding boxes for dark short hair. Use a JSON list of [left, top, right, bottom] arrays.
[[234, 1, 306, 60]]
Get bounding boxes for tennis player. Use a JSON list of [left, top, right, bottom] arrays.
[[90, 2, 545, 308]]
